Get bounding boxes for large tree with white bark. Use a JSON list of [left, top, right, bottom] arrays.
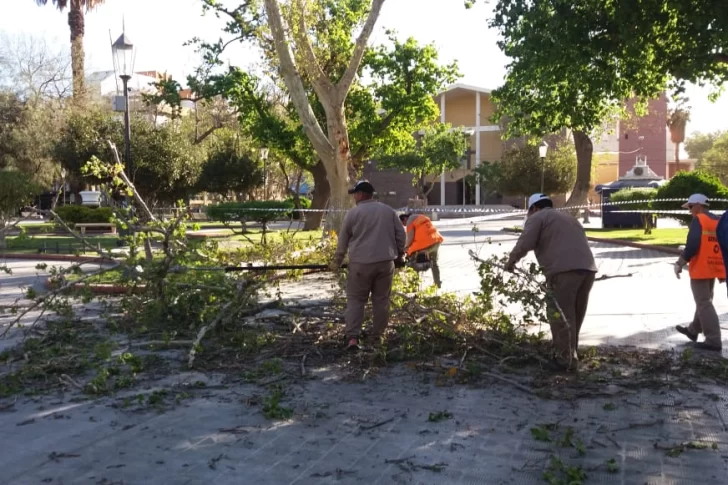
[[201, 0, 387, 229]]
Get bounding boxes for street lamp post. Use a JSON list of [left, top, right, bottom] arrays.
[[112, 31, 136, 182], [60, 168, 66, 206], [539, 141, 549, 194], [260, 147, 270, 200]]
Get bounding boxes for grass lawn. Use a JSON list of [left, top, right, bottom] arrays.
[[3, 235, 121, 254], [230, 229, 323, 244], [187, 228, 323, 244], [584, 228, 688, 248]]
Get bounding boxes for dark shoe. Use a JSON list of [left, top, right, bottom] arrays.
[[694, 342, 722, 352], [345, 338, 360, 351], [676, 325, 698, 342]]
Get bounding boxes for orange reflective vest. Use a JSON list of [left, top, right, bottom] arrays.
[[689, 213, 727, 280], [406, 215, 444, 256]]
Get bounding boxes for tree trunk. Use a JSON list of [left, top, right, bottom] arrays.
[[0, 221, 7, 250], [565, 130, 594, 210], [321, 114, 353, 232], [675, 142, 680, 174], [304, 161, 329, 231], [67, 3, 86, 102]]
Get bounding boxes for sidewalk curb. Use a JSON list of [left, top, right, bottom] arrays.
[[585, 236, 681, 256], [0, 253, 111, 264], [500, 228, 681, 256], [44, 279, 146, 295]]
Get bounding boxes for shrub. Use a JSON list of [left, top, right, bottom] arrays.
[[609, 188, 657, 234], [206, 200, 295, 228], [55, 205, 114, 225], [284, 197, 312, 220], [653, 170, 728, 225]]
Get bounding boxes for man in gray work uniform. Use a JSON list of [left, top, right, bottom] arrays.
[[505, 193, 597, 371], [330, 180, 406, 350]]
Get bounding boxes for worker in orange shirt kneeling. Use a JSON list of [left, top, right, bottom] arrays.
[[399, 213, 444, 288]]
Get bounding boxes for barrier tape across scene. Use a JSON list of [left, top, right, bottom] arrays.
[[191, 198, 728, 221]]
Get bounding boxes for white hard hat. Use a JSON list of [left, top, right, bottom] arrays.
[[681, 193, 709, 208], [527, 193, 551, 210]]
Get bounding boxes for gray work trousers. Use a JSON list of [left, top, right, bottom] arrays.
[[344, 260, 395, 339], [412, 243, 442, 288], [688, 278, 722, 347], [547, 270, 596, 367]]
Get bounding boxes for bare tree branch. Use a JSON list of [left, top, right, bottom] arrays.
[[291, 0, 335, 104], [336, 0, 386, 96], [263, 0, 334, 161]]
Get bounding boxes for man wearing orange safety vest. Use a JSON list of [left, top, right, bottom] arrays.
[[399, 213, 444, 288], [674, 193, 725, 352]]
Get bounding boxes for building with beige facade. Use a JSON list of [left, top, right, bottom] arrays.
[[364, 83, 695, 209]]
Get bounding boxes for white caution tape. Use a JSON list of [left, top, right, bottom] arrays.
[[179, 197, 728, 216]]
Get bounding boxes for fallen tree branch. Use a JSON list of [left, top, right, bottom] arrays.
[[1, 263, 121, 339], [481, 371, 535, 395], [188, 301, 235, 369]]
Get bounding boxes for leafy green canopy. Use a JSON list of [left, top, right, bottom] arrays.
[[0, 170, 41, 218], [697, 132, 728, 185], [685, 131, 725, 163], [54, 108, 206, 206], [654, 170, 728, 224], [480, 0, 728, 125], [474, 142, 576, 198], [150, 30, 459, 172], [196, 129, 264, 197], [377, 123, 470, 198]]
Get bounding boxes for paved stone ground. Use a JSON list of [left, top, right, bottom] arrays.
[[3, 218, 728, 484]]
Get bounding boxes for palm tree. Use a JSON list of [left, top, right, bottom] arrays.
[[35, 0, 106, 101], [667, 107, 690, 175]]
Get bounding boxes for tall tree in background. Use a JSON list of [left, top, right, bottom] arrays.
[[0, 33, 72, 100], [491, 142, 577, 200], [686, 131, 725, 163], [196, 129, 264, 200], [151, 21, 457, 228], [479, 0, 728, 207], [200, 0, 387, 229], [35, 0, 106, 101], [696, 132, 728, 184], [377, 124, 470, 200], [667, 101, 690, 173]]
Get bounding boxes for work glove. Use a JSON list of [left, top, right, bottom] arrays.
[[394, 256, 407, 268], [673, 263, 682, 279], [328, 261, 341, 273], [504, 260, 516, 273]]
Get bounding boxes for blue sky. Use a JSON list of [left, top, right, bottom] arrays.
[[2, 0, 726, 136]]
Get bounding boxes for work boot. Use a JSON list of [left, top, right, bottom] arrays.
[[693, 342, 722, 352], [676, 325, 698, 342]]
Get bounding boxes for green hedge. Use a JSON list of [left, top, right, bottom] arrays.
[[609, 187, 657, 209], [653, 170, 728, 225], [55, 205, 114, 225], [284, 197, 312, 220], [609, 188, 657, 233], [206, 200, 295, 225]]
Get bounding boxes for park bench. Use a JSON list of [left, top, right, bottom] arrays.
[[75, 222, 117, 235]]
